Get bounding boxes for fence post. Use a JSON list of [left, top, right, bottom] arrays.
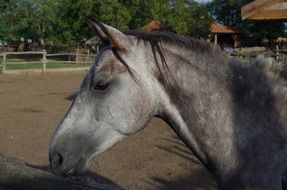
[[87, 50, 90, 61], [2, 53, 6, 74], [42, 50, 47, 74], [76, 50, 79, 64], [276, 45, 279, 62]]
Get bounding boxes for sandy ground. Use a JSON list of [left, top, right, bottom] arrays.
[[0, 72, 217, 190]]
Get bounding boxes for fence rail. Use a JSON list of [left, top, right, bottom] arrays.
[[1, 48, 287, 74], [230, 46, 287, 63], [0, 51, 94, 74]]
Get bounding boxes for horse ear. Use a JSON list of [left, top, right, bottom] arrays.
[[86, 18, 131, 51]]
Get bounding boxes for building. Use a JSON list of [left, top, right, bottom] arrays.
[[241, 0, 287, 20], [210, 22, 242, 49], [241, 0, 287, 48]]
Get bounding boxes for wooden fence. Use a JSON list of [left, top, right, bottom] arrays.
[[1, 48, 287, 74], [0, 51, 95, 74], [231, 47, 287, 63]]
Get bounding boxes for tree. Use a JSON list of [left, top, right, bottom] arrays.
[[126, 0, 212, 38], [16, 0, 58, 45], [171, 0, 212, 38], [0, 0, 19, 43], [53, 0, 133, 46], [0, 0, 213, 47]]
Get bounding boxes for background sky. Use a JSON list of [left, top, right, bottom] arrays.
[[195, 0, 212, 3]]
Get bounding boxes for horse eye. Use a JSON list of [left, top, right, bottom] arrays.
[[94, 81, 110, 91]]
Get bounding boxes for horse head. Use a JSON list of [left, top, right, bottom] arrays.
[[49, 19, 162, 175]]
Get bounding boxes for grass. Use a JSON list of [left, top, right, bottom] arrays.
[[5, 62, 91, 70], [0, 53, 92, 70]]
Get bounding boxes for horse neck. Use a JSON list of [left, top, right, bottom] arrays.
[[155, 44, 236, 175]]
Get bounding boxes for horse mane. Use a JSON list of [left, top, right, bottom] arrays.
[[126, 30, 287, 82], [122, 30, 227, 88], [123, 30, 221, 56], [96, 28, 287, 87]]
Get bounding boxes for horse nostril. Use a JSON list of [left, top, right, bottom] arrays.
[[57, 152, 63, 165], [50, 152, 64, 171]]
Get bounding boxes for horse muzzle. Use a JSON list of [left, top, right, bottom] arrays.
[[49, 148, 87, 175]]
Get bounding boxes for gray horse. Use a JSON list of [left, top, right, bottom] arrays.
[[49, 19, 287, 189]]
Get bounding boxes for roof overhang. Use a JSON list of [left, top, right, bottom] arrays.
[[210, 23, 240, 34], [241, 0, 287, 20]]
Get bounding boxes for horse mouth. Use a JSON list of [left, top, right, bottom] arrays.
[[50, 156, 89, 176], [67, 158, 89, 175], [65, 166, 77, 175]]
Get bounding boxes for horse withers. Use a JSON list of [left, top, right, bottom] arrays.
[[49, 19, 287, 189]]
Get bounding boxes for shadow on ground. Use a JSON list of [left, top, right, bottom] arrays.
[[146, 136, 218, 190], [150, 169, 217, 190]]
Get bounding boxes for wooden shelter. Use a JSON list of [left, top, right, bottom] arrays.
[[242, 0, 287, 20], [210, 22, 241, 48]]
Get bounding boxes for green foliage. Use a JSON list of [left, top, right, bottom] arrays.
[[173, 1, 211, 38], [17, 0, 58, 44], [0, 0, 212, 47], [1, 0, 285, 47], [0, 0, 19, 42], [208, 0, 247, 28]]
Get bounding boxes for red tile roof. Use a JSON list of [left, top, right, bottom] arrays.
[[143, 20, 166, 31], [210, 22, 240, 34]]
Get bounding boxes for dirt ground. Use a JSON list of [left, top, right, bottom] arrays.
[[0, 72, 217, 190]]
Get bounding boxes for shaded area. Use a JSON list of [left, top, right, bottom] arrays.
[[146, 136, 218, 190], [150, 168, 217, 190], [229, 62, 287, 189], [0, 154, 121, 190], [156, 139, 201, 164], [6, 54, 43, 62]]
